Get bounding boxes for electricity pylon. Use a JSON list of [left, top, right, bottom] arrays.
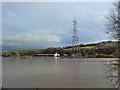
[[71, 18, 82, 57]]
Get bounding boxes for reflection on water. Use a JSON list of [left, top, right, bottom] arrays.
[[0, 57, 2, 88], [103, 59, 119, 88], [2, 57, 119, 88], [118, 60, 120, 89]]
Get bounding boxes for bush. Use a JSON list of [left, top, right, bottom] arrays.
[[95, 54, 114, 58]]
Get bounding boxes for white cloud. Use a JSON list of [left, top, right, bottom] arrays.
[[57, 4, 110, 24], [2, 29, 63, 51], [2, 2, 113, 51]]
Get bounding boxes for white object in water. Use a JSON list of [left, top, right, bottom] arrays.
[[54, 53, 60, 57]]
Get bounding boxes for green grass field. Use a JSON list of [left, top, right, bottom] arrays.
[[80, 46, 96, 49], [64, 46, 96, 50]]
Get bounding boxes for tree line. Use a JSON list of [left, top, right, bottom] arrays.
[[2, 41, 118, 58]]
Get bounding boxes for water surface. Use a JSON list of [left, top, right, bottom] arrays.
[[2, 57, 118, 88]]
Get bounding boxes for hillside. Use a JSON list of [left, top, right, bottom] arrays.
[[2, 41, 119, 58]]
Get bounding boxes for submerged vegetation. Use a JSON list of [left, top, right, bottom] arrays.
[[1, 41, 119, 58]]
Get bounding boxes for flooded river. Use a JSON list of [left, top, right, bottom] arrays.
[[2, 57, 119, 88]]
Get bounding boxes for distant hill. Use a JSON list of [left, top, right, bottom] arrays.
[[1, 41, 119, 58]]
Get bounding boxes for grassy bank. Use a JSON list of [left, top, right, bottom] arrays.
[[1, 41, 118, 58]]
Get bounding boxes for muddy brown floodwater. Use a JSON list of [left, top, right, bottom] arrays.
[[2, 57, 119, 88]]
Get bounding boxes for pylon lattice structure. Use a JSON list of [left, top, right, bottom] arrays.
[[71, 18, 81, 57]]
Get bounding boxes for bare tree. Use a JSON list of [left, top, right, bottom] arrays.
[[106, 1, 120, 58], [106, 1, 120, 40], [106, 1, 120, 88]]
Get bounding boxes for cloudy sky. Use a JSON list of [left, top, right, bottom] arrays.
[[2, 2, 114, 51]]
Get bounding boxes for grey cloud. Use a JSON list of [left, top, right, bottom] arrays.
[[2, 29, 63, 51]]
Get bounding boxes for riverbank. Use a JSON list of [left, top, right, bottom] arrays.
[[1, 41, 119, 58]]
